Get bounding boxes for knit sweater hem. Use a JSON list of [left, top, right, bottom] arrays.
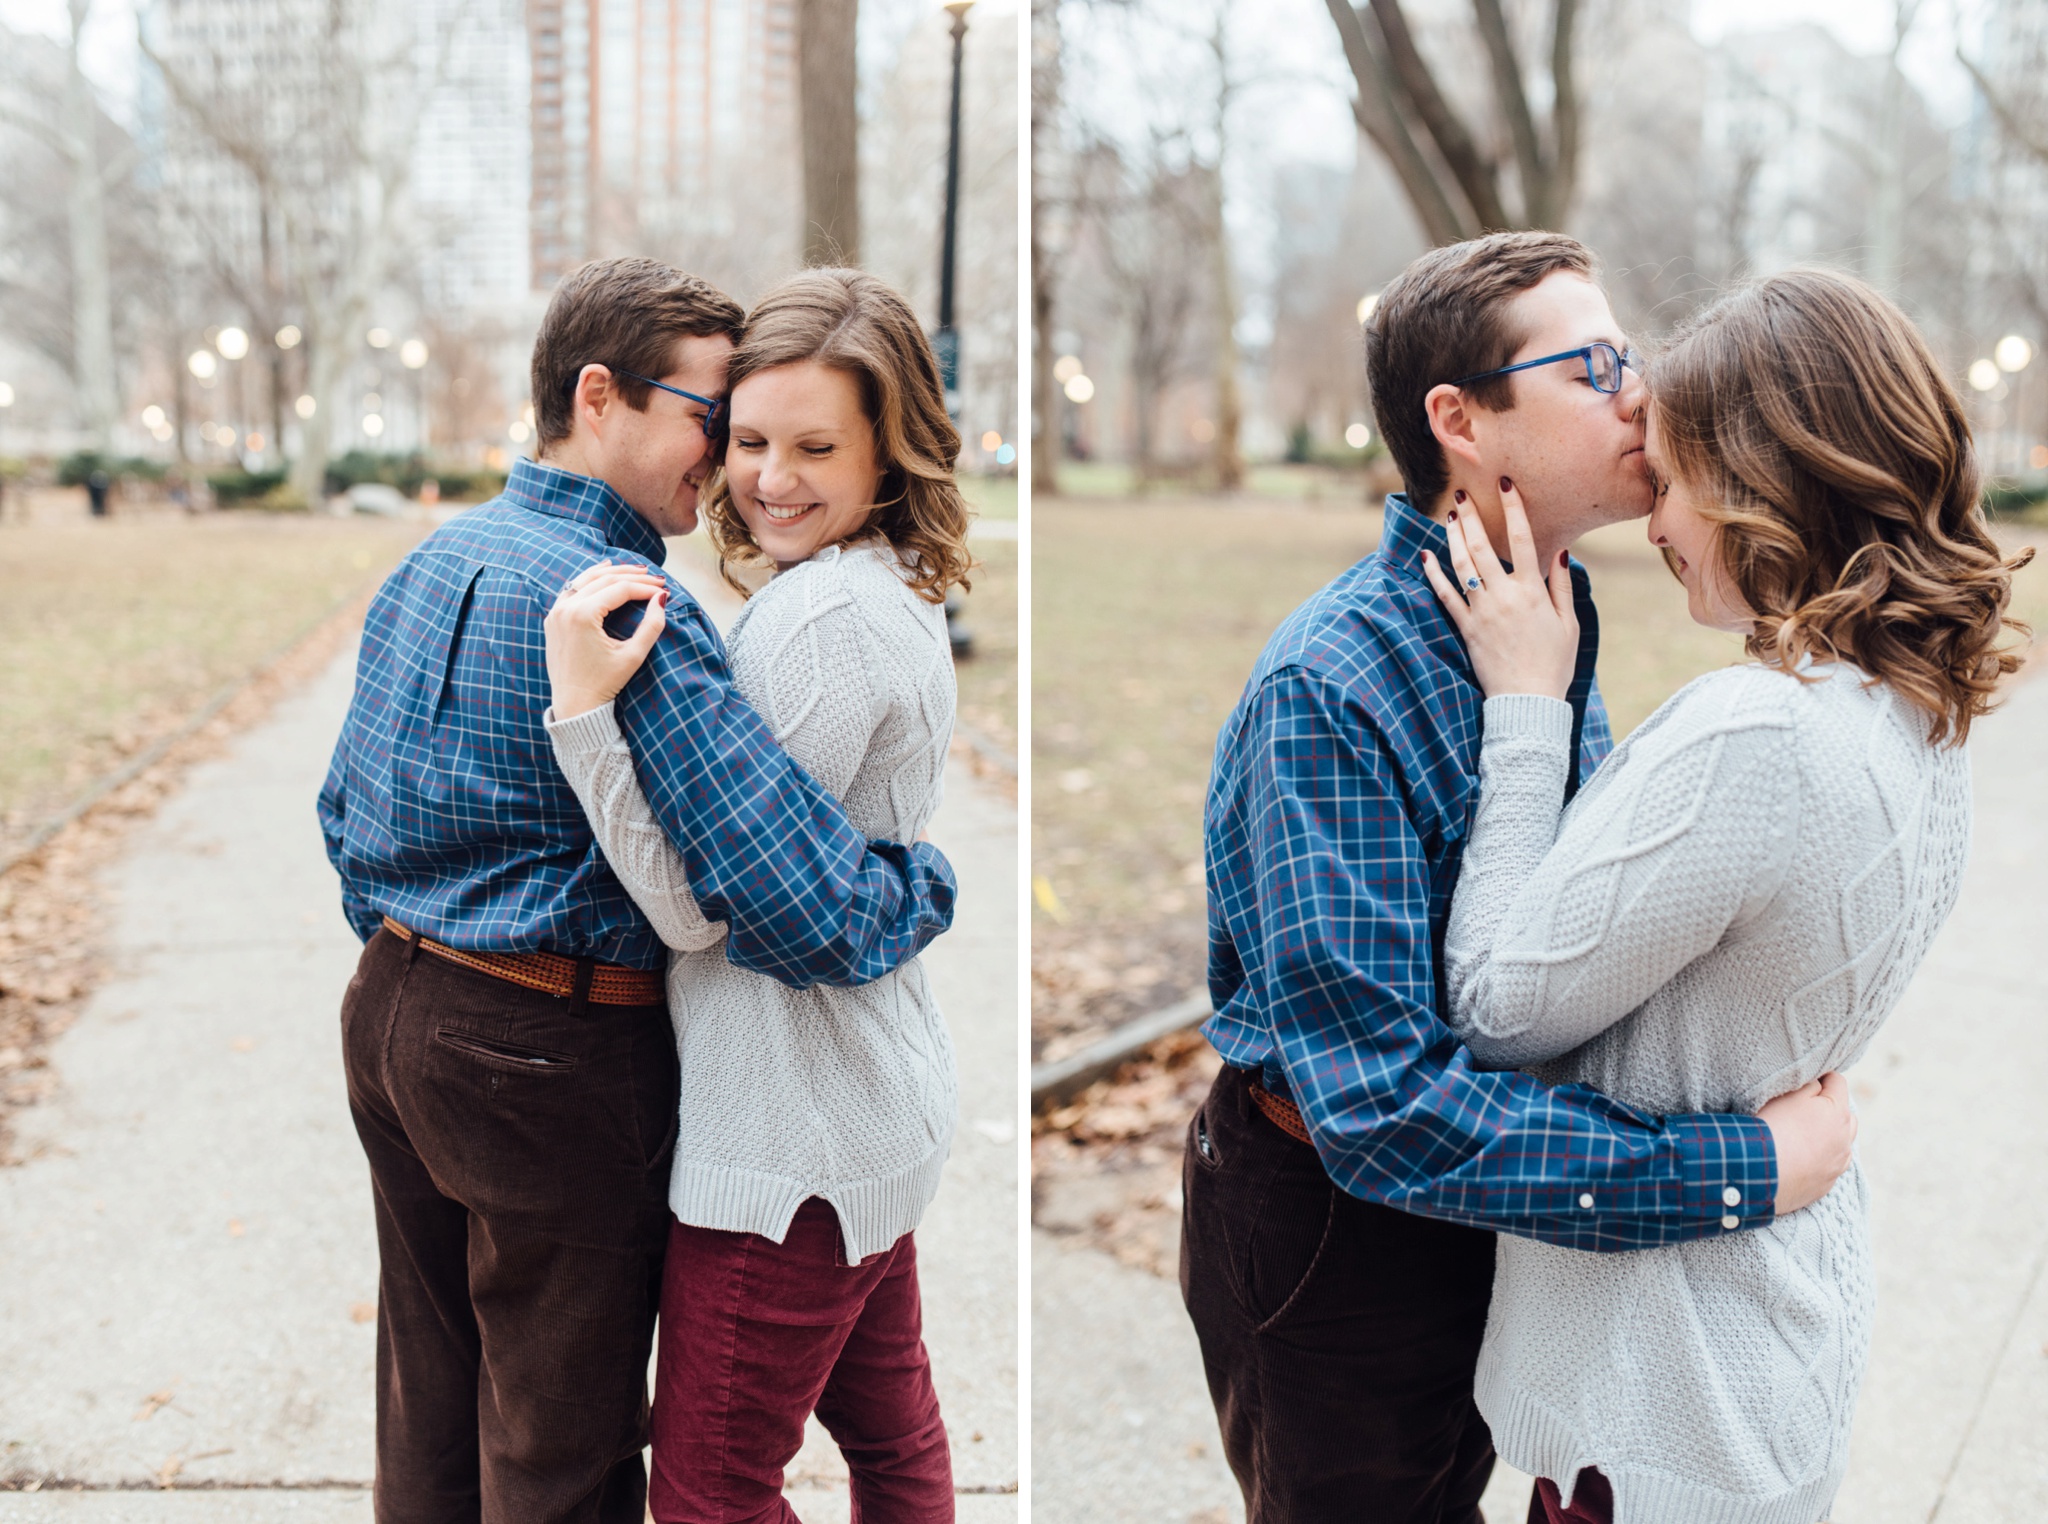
[[668, 1129, 952, 1266], [1480, 1384, 1847, 1524]]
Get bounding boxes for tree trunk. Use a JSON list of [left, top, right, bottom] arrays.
[[1206, 16, 1243, 492], [1866, 2, 1919, 295], [1209, 163, 1244, 492], [63, 0, 117, 451], [1325, 0, 1584, 245], [798, 0, 860, 266], [1029, 0, 1061, 497]]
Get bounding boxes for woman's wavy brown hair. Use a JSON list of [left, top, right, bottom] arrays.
[[1650, 267, 2031, 746], [698, 268, 974, 603]]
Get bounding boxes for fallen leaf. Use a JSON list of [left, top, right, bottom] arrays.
[[134, 1386, 175, 1421], [227, 1219, 244, 1237], [350, 1302, 376, 1324], [230, 1037, 255, 1053], [157, 1453, 183, 1489]]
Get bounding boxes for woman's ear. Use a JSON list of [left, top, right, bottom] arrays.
[[1424, 382, 1485, 474]]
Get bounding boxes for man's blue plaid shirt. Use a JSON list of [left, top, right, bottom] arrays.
[[318, 456, 954, 985], [1203, 495, 1778, 1248]]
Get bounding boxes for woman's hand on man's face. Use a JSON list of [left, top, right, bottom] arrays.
[[1420, 477, 1580, 702], [544, 560, 671, 720]]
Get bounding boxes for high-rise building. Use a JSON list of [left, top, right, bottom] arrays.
[[527, 0, 801, 291]]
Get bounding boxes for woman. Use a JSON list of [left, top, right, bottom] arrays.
[[541, 267, 973, 1522], [1420, 268, 2027, 1524]]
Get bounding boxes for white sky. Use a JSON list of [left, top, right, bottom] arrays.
[[1, 0, 1021, 130], [1064, 0, 1982, 171], [0, 0, 142, 123]]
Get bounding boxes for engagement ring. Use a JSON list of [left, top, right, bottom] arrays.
[[1466, 576, 1482, 591]]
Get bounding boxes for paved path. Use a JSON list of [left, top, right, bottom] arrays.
[[0, 556, 1017, 1518], [1033, 673, 2048, 1524]]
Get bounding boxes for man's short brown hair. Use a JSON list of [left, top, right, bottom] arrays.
[[530, 257, 746, 448], [1364, 232, 1597, 504]]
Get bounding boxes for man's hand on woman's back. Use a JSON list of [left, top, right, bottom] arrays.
[[1760, 1072, 1858, 1216]]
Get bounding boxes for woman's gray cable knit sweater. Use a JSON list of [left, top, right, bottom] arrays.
[[545, 542, 957, 1265], [1443, 661, 1970, 1524]]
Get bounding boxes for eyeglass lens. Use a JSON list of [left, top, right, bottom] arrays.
[[1588, 344, 1621, 391]]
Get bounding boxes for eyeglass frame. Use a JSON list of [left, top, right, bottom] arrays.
[[574, 366, 727, 440], [1450, 342, 1642, 395]]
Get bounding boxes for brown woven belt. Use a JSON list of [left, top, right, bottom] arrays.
[[1249, 1079, 1312, 1145], [381, 917, 665, 1007]]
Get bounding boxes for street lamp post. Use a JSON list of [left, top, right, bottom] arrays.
[[934, 1, 973, 421]]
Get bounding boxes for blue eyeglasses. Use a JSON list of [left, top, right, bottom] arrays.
[[1452, 342, 1641, 395], [609, 369, 727, 440]]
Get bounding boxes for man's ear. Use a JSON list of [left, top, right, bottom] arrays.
[[1424, 382, 1485, 475], [573, 364, 614, 437]]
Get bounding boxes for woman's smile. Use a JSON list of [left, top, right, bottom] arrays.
[[725, 360, 883, 567]]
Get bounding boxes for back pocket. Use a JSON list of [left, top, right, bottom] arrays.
[[434, 1029, 579, 1071]]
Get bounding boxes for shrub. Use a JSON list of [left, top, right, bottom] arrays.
[[208, 467, 290, 505]]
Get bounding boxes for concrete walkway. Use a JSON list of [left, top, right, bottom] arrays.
[[0, 563, 1017, 1517], [1033, 672, 2048, 1524]]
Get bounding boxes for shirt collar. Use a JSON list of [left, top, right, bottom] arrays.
[[1379, 492, 1450, 580], [502, 455, 668, 565]]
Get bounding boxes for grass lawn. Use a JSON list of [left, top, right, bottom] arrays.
[[0, 510, 426, 843], [962, 473, 1018, 521], [1031, 495, 2048, 1055]]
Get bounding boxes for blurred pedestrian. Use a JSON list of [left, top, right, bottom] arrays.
[[86, 466, 110, 517]]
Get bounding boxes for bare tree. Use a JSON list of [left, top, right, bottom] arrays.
[[144, 3, 458, 506], [0, 1, 143, 449], [1321, 0, 1581, 243], [1201, 6, 1243, 489], [800, 0, 861, 265], [1031, 0, 1064, 495], [1073, 137, 1206, 487]]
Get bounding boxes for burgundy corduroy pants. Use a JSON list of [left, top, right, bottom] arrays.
[[648, 1197, 954, 1523]]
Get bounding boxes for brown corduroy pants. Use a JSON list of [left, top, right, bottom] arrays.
[[341, 926, 679, 1524], [1179, 1064, 1500, 1524]]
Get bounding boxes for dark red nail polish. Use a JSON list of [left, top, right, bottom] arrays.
[[1454, 488, 1467, 504], [1499, 475, 1513, 493], [1448, 509, 1457, 521], [1559, 550, 1569, 566]]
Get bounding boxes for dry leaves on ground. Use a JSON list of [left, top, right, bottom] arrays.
[[0, 593, 373, 1164], [1032, 1029, 1221, 1277], [1030, 919, 1207, 1064]]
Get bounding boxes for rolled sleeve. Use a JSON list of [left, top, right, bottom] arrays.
[[1218, 667, 1779, 1250], [612, 591, 955, 989]]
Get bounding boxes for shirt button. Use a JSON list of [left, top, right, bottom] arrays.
[[1578, 1193, 1594, 1209], [1721, 1214, 1740, 1230], [1723, 1186, 1742, 1207]]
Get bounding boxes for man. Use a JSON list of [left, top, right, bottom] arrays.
[[1179, 232, 1860, 1523], [319, 257, 955, 1523]]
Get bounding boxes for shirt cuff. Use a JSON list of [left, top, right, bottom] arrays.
[[543, 700, 625, 756], [1482, 693, 1574, 743], [1667, 1111, 1779, 1231]]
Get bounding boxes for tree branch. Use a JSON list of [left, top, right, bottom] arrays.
[[1546, 0, 1581, 226], [1471, 0, 1542, 219], [1959, 48, 2048, 168], [1366, 0, 1506, 229], [1322, 0, 1470, 243]]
